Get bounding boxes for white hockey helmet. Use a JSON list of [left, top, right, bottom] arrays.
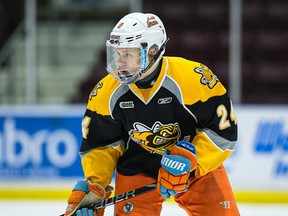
[[106, 12, 168, 84]]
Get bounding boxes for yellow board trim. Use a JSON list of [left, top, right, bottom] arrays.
[[234, 191, 288, 204], [0, 189, 288, 204], [0, 189, 71, 200]]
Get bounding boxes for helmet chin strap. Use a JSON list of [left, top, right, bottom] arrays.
[[124, 73, 141, 84]]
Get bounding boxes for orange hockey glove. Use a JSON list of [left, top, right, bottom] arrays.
[[65, 180, 113, 216], [157, 141, 197, 199]]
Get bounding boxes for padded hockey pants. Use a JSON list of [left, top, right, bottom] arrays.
[[114, 165, 240, 216]]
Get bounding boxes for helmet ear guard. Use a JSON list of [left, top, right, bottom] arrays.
[[148, 44, 159, 58], [140, 38, 169, 76]]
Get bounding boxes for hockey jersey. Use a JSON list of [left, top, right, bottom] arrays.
[[80, 57, 238, 188]]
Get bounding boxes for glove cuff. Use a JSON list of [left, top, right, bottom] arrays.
[[170, 141, 197, 172], [72, 180, 90, 193], [177, 141, 196, 154]]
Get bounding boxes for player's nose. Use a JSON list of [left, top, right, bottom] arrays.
[[117, 58, 127, 68]]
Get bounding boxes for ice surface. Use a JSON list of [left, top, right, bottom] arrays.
[[0, 200, 288, 216]]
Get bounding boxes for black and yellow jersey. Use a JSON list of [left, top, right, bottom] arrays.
[[80, 57, 238, 188]]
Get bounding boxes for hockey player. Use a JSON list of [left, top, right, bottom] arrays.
[[65, 12, 240, 216]]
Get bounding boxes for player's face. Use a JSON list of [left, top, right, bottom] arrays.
[[116, 47, 141, 73], [106, 42, 153, 84]]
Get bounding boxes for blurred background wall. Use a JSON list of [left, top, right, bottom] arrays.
[[0, 0, 287, 105], [0, 0, 287, 205]]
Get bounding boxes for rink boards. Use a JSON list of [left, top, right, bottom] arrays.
[[0, 105, 287, 203]]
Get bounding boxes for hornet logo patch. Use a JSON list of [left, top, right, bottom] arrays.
[[195, 64, 219, 89], [129, 121, 181, 154], [89, 82, 103, 100]]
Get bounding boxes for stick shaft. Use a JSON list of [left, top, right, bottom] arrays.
[[93, 183, 157, 210]]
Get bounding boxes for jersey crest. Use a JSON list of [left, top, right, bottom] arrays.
[[194, 64, 219, 89], [129, 121, 181, 154]]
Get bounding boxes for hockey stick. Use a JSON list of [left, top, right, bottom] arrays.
[[60, 183, 157, 216], [92, 183, 156, 210]]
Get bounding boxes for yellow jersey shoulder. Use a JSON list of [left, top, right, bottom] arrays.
[[164, 56, 227, 104], [87, 74, 121, 115]]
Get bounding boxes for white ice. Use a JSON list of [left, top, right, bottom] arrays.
[[0, 200, 288, 216]]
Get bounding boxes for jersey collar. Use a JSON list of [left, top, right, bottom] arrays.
[[129, 57, 168, 104]]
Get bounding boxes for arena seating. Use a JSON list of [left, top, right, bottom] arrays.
[[74, 0, 288, 104]]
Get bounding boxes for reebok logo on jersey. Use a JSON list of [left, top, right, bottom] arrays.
[[158, 97, 172, 104]]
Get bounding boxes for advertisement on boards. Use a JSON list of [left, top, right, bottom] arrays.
[[0, 106, 85, 179], [225, 106, 288, 191]]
